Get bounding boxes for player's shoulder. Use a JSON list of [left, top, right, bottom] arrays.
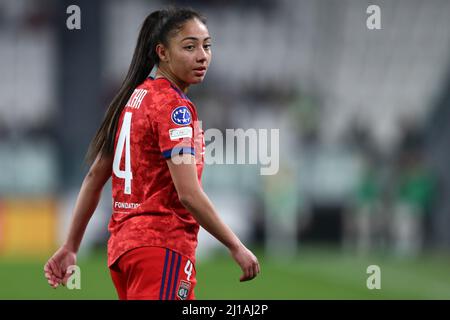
[[139, 78, 193, 110], [146, 80, 196, 117]]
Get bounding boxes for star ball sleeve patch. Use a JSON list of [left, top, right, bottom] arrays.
[[157, 104, 197, 159], [171, 106, 192, 125]]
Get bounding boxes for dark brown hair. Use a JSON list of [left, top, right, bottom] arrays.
[[85, 7, 206, 164]]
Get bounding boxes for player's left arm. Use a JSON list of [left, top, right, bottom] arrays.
[[44, 153, 112, 288], [63, 153, 112, 253]]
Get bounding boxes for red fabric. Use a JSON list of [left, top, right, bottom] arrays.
[[107, 77, 205, 267], [109, 246, 197, 300]]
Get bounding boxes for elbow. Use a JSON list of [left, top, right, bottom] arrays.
[[178, 193, 194, 209], [178, 190, 199, 209], [84, 169, 105, 192], [85, 169, 99, 184]]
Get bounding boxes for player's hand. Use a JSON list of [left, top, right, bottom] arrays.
[[230, 243, 260, 282], [44, 246, 77, 289]]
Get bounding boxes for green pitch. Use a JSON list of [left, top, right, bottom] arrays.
[[1, 246, 450, 299]]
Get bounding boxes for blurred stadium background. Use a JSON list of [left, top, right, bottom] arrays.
[[1, 0, 450, 299]]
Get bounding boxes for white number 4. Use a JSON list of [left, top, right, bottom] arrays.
[[113, 112, 133, 194], [184, 260, 193, 281]]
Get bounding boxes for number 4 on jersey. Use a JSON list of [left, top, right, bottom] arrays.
[[184, 260, 193, 281], [113, 112, 133, 194]]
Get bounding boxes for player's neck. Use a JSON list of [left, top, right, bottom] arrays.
[[154, 67, 189, 94]]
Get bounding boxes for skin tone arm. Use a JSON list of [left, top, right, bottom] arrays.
[[45, 152, 260, 286], [44, 154, 112, 288], [167, 154, 260, 282]]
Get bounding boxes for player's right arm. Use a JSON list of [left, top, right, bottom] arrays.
[[167, 155, 260, 282], [156, 101, 260, 281], [44, 153, 112, 288]]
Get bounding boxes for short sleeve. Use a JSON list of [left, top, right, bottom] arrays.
[[156, 102, 197, 159]]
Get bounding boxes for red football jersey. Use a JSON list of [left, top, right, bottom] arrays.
[[107, 77, 205, 267]]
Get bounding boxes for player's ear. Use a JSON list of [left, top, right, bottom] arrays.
[[155, 43, 169, 63]]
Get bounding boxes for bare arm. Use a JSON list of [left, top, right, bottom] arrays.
[[64, 153, 113, 253], [167, 154, 260, 281], [44, 153, 112, 288]]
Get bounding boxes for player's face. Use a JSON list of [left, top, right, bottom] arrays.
[[167, 18, 212, 85]]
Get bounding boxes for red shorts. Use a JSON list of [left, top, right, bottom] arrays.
[[109, 246, 196, 300]]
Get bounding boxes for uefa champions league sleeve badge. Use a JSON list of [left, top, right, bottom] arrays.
[[171, 106, 192, 126]]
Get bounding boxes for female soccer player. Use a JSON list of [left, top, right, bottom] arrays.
[[43, 7, 260, 300]]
